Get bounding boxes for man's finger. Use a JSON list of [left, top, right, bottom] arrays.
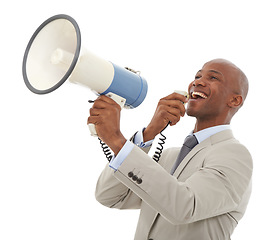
[[161, 92, 188, 103]]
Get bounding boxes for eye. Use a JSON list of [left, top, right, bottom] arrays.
[[195, 74, 201, 80], [210, 75, 219, 81]]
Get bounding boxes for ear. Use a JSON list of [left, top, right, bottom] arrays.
[[227, 95, 243, 109]]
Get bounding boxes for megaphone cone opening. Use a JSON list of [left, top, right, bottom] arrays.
[[22, 14, 81, 94]]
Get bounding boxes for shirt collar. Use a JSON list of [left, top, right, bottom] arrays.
[[192, 125, 231, 143]]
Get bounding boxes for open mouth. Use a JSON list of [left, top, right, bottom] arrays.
[[191, 91, 208, 99]]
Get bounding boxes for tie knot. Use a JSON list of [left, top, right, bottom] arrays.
[[183, 134, 198, 149]]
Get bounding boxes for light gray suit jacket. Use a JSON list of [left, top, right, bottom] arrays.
[[95, 130, 253, 240]]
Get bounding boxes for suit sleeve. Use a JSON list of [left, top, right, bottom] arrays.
[[95, 136, 152, 210], [112, 142, 253, 225], [95, 162, 142, 209]]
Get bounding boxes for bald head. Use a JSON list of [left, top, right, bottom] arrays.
[[204, 58, 249, 109]]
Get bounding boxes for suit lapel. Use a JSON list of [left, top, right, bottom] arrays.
[[172, 139, 210, 178], [172, 129, 234, 178]]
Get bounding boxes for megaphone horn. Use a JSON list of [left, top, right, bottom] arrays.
[[22, 14, 148, 136]]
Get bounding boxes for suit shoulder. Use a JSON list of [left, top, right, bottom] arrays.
[[211, 137, 252, 158], [206, 137, 253, 172]]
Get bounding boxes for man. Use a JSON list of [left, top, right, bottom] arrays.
[[88, 59, 253, 240]]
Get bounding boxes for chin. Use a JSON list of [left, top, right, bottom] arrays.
[[186, 105, 197, 117], [186, 101, 206, 118], [186, 109, 197, 118]]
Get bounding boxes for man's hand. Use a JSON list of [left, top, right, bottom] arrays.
[[143, 92, 188, 142], [87, 95, 126, 155]]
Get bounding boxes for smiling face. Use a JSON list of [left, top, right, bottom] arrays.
[[186, 59, 247, 131]]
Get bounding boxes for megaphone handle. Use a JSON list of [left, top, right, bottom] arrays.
[[88, 92, 126, 137], [88, 123, 98, 136]]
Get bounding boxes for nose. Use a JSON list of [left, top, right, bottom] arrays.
[[193, 77, 206, 87]]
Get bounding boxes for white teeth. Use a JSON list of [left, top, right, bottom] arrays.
[[192, 91, 207, 99]]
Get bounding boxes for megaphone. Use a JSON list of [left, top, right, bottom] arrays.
[[22, 14, 148, 136]]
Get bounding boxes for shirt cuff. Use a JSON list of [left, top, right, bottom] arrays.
[[109, 140, 135, 171], [109, 128, 155, 171], [133, 128, 154, 148]]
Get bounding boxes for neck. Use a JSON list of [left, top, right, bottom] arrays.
[[193, 119, 231, 133]]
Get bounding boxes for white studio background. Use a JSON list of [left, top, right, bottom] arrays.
[[0, 0, 269, 239]]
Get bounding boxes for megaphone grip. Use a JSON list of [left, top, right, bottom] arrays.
[[88, 92, 126, 137], [88, 123, 98, 136]]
